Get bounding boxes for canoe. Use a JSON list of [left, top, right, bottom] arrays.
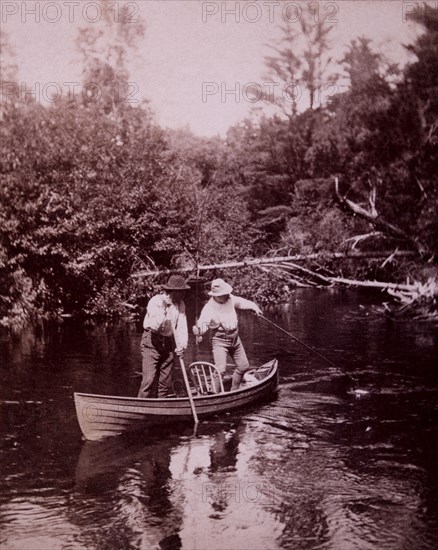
[[74, 359, 279, 440]]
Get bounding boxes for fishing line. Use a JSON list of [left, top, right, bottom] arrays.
[[260, 315, 359, 387]]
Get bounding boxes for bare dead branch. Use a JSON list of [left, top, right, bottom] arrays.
[[334, 177, 431, 256], [327, 277, 415, 291], [341, 232, 383, 249]]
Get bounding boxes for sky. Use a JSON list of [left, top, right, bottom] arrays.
[[1, 0, 423, 136]]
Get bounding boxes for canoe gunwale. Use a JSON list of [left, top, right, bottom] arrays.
[[74, 359, 278, 404], [74, 359, 279, 440]]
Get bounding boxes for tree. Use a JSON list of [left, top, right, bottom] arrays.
[[0, 31, 19, 119], [263, 3, 334, 117], [327, 27, 437, 258], [75, 0, 146, 114], [0, 30, 18, 82], [399, 4, 438, 254], [0, 1, 199, 325]]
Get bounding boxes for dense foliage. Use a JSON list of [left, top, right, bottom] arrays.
[[1, 4, 436, 326]]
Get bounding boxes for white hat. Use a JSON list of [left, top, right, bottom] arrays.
[[208, 278, 233, 296]]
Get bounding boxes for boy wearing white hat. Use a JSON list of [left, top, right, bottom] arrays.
[[193, 278, 262, 391]]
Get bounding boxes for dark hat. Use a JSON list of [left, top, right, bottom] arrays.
[[163, 275, 190, 291]]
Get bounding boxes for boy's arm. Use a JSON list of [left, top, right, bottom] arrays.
[[194, 303, 212, 335], [232, 295, 262, 316]]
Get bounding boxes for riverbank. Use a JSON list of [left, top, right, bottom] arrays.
[[2, 261, 437, 331]]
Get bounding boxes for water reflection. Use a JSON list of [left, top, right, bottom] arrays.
[[72, 420, 286, 550], [74, 427, 185, 549]]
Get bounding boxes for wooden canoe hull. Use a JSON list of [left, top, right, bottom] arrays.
[[74, 359, 279, 440]]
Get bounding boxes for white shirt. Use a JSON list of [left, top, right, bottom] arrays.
[[196, 295, 258, 335], [143, 293, 188, 348]]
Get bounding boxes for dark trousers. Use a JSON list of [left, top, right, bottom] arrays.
[[138, 330, 174, 398]]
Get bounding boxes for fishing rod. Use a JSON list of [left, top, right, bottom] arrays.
[[192, 173, 217, 346], [260, 315, 358, 386], [193, 187, 204, 349]]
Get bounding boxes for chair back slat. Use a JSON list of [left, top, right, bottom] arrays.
[[201, 365, 209, 392], [189, 362, 224, 394], [195, 367, 204, 393]]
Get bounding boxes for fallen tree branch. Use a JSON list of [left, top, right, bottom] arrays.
[[263, 265, 418, 291], [341, 232, 384, 249], [132, 250, 416, 278], [326, 277, 414, 291], [381, 249, 402, 269], [261, 265, 422, 294], [257, 265, 309, 287], [275, 261, 332, 284], [385, 277, 438, 320]]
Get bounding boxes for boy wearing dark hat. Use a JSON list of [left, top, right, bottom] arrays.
[[138, 275, 190, 398]]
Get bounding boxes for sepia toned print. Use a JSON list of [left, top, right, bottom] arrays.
[[1, 2, 437, 549]]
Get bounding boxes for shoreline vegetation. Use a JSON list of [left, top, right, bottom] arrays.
[[133, 250, 437, 322], [1, 3, 437, 328]]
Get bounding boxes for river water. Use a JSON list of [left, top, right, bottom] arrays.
[[0, 289, 437, 550]]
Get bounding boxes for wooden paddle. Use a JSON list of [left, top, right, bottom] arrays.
[[172, 327, 199, 426], [178, 354, 199, 426]]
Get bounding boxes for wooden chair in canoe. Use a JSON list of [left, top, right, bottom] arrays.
[[188, 362, 225, 394]]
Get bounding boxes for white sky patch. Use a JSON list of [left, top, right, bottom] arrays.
[[2, 1, 423, 136]]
